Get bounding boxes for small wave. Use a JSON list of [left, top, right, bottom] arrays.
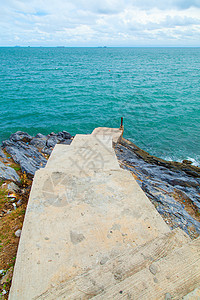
[[186, 157, 200, 167], [163, 156, 200, 167]]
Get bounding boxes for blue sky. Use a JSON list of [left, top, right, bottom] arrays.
[[0, 0, 200, 46]]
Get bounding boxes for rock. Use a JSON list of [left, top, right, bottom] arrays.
[[41, 146, 52, 156], [4, 141, 47, 176], [9, 131, 33, 143], [46, 136, 58, 148], [182, 168, 199, 177], [0, 268, 13, 284], [0, 161, 20, 182], [0, 147, 6, 158], [57, 131, 72, 140], [182, 160, 192, 165], [7, 182, 20, 193], [49, 132, 56, 136], [167, 178, 198, 188], [15, 229, 22, 237], [35, 133, 47, 139], [59, 139, 72, 145], [1, 139, 13, 147], [30, 137, 46, 150]]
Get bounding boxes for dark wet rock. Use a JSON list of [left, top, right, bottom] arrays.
[[42, 146, 52, 156], [46, 136, 58, 148], [35, 133, 47, 139], [30, 137, 47, 150], [59, 139, 72, 145], [57, 131, 72, 140], [45, 131, 72, 148], [0, 147, 6, 158], [181, 168, 200, 178], [3, 141, 47, 176], [115, 138, 200, 238], [182, 159, 192, 165], [1, 130, 73, 178], [119, 138, 200, 178], [9, 131, 33, 143], [2, 139, 13, 147], [49, 132, 56, 136], [163, 177, 199, 188], [0, 161, 20, 182]]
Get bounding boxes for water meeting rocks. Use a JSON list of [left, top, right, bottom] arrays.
[[1, 131, 73, 176], [9, 131, 33, 143], [115, 138, 200, 237]]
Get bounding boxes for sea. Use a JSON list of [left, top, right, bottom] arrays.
[[0, 47, 199, 165]]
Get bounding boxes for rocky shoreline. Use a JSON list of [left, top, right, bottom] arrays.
[[0, 130, 200, 298], [115, 137, 200, 238], [0, 131, 72, 178]]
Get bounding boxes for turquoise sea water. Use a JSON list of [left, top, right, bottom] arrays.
[[0, 47, 199, 165]]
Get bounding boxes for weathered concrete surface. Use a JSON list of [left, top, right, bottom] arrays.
[[46, 135, 120, 172], [94, 237, 200, 300], [9, 167, 171, 299], [35, 228, 190, 299], [9, 129, 200, 300], [92, 127, 123, 144]]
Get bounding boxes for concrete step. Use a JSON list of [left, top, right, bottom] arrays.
[[93, 236, 200, 300], [45, 134, 120, 172], [71, 133, 113, 149], [34, 228, 190, 299], [91, 127, 123, 144], [9, 167, 170, 299]]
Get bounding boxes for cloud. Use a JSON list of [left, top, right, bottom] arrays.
[[0, 0, 200, 46], [132, 0, 200, 10]]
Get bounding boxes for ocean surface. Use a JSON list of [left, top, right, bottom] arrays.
[[0, 47, 199, 165]]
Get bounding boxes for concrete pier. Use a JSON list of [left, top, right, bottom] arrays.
[[9, 128, 200, 299]]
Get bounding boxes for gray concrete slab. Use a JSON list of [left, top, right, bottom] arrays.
[[94, 237, 200, 299], [92, 127, 123, 143], [45, 135, 120, 172], [9, 168, 170, 299]]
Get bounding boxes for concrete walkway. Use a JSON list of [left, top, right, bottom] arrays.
[[9, 128, 200, 299]]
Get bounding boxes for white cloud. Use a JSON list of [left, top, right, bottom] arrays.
[[0, 0, 200, 46]]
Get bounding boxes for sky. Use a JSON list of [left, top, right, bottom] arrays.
[[0, 0, 200, 47]]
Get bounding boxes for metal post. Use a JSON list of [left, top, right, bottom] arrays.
[[120, 117, 123, 129]]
